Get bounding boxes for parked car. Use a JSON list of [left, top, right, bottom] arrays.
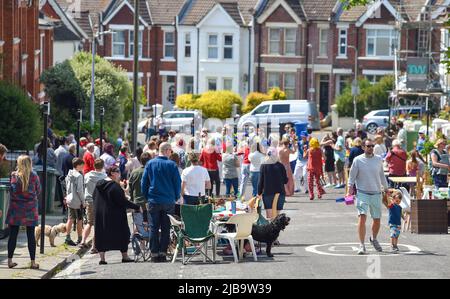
[[237, 100, 320, 131], [138, 110, 202, 134], [362, 106, 425, 134]]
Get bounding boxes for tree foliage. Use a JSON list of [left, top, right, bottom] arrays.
[[0, 81, 41, 150], [41, 52, 144, 137]]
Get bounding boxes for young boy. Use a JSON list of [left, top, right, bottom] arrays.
[[382, 189, 404, 252], [65, 158, 85, 246]]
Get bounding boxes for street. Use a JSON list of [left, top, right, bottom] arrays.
[[55, 186, 450, 279]]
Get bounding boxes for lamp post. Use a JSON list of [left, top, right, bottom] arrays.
[[90, 30, 115, 128], [76, 109, 82, 157], [346, 44, 358, 127], [99, 106, 105, 155], [40, 102, 50, 254], [307, 44, 315, 102]]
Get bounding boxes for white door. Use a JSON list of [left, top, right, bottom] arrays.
[[163, 76, 176, 110]]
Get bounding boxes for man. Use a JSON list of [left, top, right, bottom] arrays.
[[118, 146, 129, 181], [333, 128, 346, 188], [80, 159, 107, 252], [55, 137, 68, 210], [347, 139, 388, 255], [293, 131, 309, 193], [83, 143, 96, 175], [181, 153, 211, 205], [385, 139, 407, 187], [356, 123, 367, 140], [416, 129, 426, 152], [65, 158, 85, 246], [129, 152, 151, 217], [396, 121, 407, 151], [168, 130, 177, 145], [141, 142, 181, 263], [62, 144, 77, 178]]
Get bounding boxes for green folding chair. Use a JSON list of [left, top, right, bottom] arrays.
[[179, 204, 216, 265]]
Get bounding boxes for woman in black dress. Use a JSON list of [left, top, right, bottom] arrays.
[[94, 166, 140, 265], [321, 134, 337, 187]]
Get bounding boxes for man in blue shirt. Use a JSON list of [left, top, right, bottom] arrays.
[[141, 142, 181, 263]]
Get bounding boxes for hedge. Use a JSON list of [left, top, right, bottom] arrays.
[[176, 91, 242, 119]]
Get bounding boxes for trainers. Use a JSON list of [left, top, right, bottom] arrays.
[[357, 244, 366, 255], [294, 189, 300, 193], [370, 237, 383, 252], [391, 245, 399, 253], [65, 239, 77, 246]]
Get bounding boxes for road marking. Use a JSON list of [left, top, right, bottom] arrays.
[[305, 242, 422, 257]]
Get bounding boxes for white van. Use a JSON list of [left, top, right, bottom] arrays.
[[237, 100, 320, 130]]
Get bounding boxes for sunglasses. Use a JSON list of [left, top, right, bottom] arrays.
[[365, 145, 375, 148]]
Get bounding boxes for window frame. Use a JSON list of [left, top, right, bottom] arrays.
[[283, 73, 296, 99], [267, 72, 280, 90], [207, 77, 218, 91], [183, 76, 194, 94], [269, 28, 281, 55], [207, 34, 219, 59], [319, 28, 329, 57], [223, 34, 233, 60], [112, 30, 126, 58], [129, 30, 143, 58], [184, 33, 191, 58], [284, 28, 296, 56], [223, 78, 233, 90], [164, 31, 175, 59], [338, 29, 347, 56], [366, 29, 399, 57]]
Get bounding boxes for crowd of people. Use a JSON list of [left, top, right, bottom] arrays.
[[1, 117, 449, 267]]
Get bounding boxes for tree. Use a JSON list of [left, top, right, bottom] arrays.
[[0, 81, 41, 150], [41, 52, 139, 137]]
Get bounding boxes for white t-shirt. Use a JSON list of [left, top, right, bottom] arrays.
[[181, 165, 211, 196], [248, 151, 265, 172]]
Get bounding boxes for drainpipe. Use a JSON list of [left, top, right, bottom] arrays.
[[248, 26, 252, 95], [257, 21, 262, 92], [196, 27, 200, 94], [304, 22, 310, 100], [154, 27, 158, 104]]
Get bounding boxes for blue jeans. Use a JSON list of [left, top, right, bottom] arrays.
[[250, 172, 260, 197], [433, 174, 448, 188], [148, 203, 175, 255], [224, 178, 239, 196]]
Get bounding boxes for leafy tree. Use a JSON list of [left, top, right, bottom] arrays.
[[243, 92, 272, 113], [0, 81, 41, 150]]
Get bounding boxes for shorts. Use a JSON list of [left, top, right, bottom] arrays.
[[262, 194, 285, 211], [336, 159, 344, 173], [86, 202, 94, 225], [390, 225, 401, 239], [68, 208, 83, 222], [356, 192, 382, 219]]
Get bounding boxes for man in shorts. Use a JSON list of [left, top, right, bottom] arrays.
[[80, 159, 107, 252], [347, 139, 389, 255], [334, 128, 346, 188], [65, 158, 86, 246]]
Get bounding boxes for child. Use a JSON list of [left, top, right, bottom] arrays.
[[65, 158, 85, 246], [382, 189, 404, 252]]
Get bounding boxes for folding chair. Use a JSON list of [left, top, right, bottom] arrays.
[[177, 204, 216, 265]]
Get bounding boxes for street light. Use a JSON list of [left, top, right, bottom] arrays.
[[307, 44, 315, 102], [345, 44, 358, 127], [90, 30, 115, 128]]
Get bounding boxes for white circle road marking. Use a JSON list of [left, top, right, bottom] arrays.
[[305, 242, 422, 257]]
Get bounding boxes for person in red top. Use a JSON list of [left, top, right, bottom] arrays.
[[83, 143, 96, 175], [385, 139, 407, 187], [306, 138, 325, 200], [200, 138, 222, 196]]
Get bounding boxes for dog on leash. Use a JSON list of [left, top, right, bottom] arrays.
[[251, 214, 291, 257], [35, 223, 67, 247]]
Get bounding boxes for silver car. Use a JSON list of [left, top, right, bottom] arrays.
[[237, 100, 320, 131], [362, 110, 389, 134], [138, 110, 202, 134]]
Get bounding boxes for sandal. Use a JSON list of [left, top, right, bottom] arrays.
[[30, 263, 40, 270], [90, 248, 98, 254], [8, 262, 18, 269]]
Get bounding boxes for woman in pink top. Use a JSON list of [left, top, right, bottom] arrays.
[[200, 138, 222, 196]]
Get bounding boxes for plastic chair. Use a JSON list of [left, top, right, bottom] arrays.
[[177, 204, 216, 265], [217, 213, 258, 263]]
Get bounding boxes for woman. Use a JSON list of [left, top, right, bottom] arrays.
[[348, 138, 365, 169], [278, 137, 295, 196], [222, 143, 240, 196], [321, 134, 336, 187], [431, 139, 449, 188], [100, 143, 116, 171], [6, 155, 41, 269], [374, 135, 387, 158], [181, 153, 211, 205], [306, 138, 325, 200], [93, 166, 140, 265], [200, 138, 222, 197], [248, 143, 265, 197], [258, 148, 288, 219]]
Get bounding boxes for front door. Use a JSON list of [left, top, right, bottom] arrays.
[[163, 76, 176, 109], [319, 75, 329, 116]]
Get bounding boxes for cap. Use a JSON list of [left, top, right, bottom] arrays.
[[418, 128, 426, 134]]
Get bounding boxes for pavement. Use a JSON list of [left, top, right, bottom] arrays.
[[54, 185, 450, 279], [0, 205, 94, 279]]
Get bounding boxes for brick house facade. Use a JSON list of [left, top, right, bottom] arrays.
[[1, 0, 53, 102]]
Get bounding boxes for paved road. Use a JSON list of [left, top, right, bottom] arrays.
[[55, 186, 450, 279]]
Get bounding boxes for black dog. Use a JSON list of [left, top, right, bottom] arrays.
[[251, 214, 291, 257]]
